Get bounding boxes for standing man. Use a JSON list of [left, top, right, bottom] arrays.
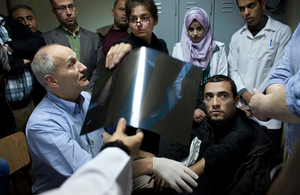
[[228, 0, 291, 160], [250, 23, 300, 155], [42, 0, 103, 92], [11, 4, 47, 106], [0, 14, 45, 137], [10, 4, 41, 34], [96, 0, 130, 56]]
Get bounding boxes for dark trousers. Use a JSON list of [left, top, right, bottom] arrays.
[[262, 126, 283, 163]]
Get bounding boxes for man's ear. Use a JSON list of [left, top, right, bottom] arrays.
[[45, 74, 59, 88], [111, 9, 115, 17], [52, 9, 57, 18], [234, 96, 240, 107], [261, 0, 267, 10]]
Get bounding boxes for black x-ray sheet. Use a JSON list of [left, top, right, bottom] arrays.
[[81, 47, 202, 144]]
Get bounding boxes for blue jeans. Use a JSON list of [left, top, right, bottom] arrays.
[[0, 158, 10, 195]]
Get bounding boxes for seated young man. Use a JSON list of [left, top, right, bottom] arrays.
[[153, 75, 275, 194]]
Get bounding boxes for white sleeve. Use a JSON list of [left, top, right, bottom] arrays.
[[41, 148, 132, 195], [228, 34, 246, 93], [172, 43, 184, 61], [172, 44, 179, 58], [216, 43, 228, 76]]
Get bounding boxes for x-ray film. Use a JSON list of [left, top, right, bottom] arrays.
[[81, 47, 202, 144]]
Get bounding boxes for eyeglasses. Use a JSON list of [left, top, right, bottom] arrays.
[[128, 17, 152, 27], [54, 4, 76, 12]]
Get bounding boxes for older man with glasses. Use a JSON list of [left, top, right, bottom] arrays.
[[42, 0, 104, 92]]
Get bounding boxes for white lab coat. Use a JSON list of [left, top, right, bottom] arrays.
[[42, 147, 132, 195], [172, 40, 228, 76], [228, 16, 292, 129]]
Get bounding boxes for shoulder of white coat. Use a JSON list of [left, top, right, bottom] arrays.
[[173, 42, 181, 47], [172, 42, 181, 56], [214, 40, 225, 48], [268, 16, 292, 34]]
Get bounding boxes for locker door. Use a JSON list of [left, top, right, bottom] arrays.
[[213, 0, 245, 54], [153, 0, 177, 53], [178, 0, 213, 44]]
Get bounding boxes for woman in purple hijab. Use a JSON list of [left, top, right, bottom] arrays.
[[172, 7, 228, 125]]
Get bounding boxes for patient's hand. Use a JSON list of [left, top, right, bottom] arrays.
[[149, 173, 166, 194], [150, 158, 198, 193]]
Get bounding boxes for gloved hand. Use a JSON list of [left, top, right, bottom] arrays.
[[152, 157, 198, 193]]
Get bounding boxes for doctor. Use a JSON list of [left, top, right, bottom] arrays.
[[228, 0, 291, 161]]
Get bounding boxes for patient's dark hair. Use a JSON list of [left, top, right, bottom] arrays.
[[206, 75, 237, 98], [236, 0, 262, 5]]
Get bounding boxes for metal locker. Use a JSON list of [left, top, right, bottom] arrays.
[[153, 0, 178, 53], [212, 0, 244, 55]]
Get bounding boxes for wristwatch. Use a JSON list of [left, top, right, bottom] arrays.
[[246, 105, 252, 113]]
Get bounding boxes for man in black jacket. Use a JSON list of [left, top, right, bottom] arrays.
[[153, 75, 274, 194], [0, 14, 45, 138]]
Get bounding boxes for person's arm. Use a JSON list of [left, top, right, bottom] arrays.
[[27, 124, 94, 177], [41, 118, 144, 195], [148, 157, 198, 193], [215, 42, 228, 76], [228, 34, 247, 97], [103, 131, 154, 159], [250, 87, 300, 124], [134, 150, 155, 160], [149, 131, 198, 193], [0, 45, 10, 77], [102, 131, 112, 143], [194, 108, 206, 123], [105, 42, 132, 69], [171, 43, 180, 59], [6, 16, 45, 60], [250, 26, 298, 122], [4, 16, 45, 73], [241, 91, 253, 104], [188, 158, 205, 177], [132, 158, 153, 178], [42, 147, 132, 195]]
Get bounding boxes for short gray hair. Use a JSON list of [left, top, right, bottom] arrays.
[[10, 4, 36, 18], [31, 46, 59, 90]]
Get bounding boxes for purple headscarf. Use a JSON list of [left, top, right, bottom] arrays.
[[181, 7, 216, 69]]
